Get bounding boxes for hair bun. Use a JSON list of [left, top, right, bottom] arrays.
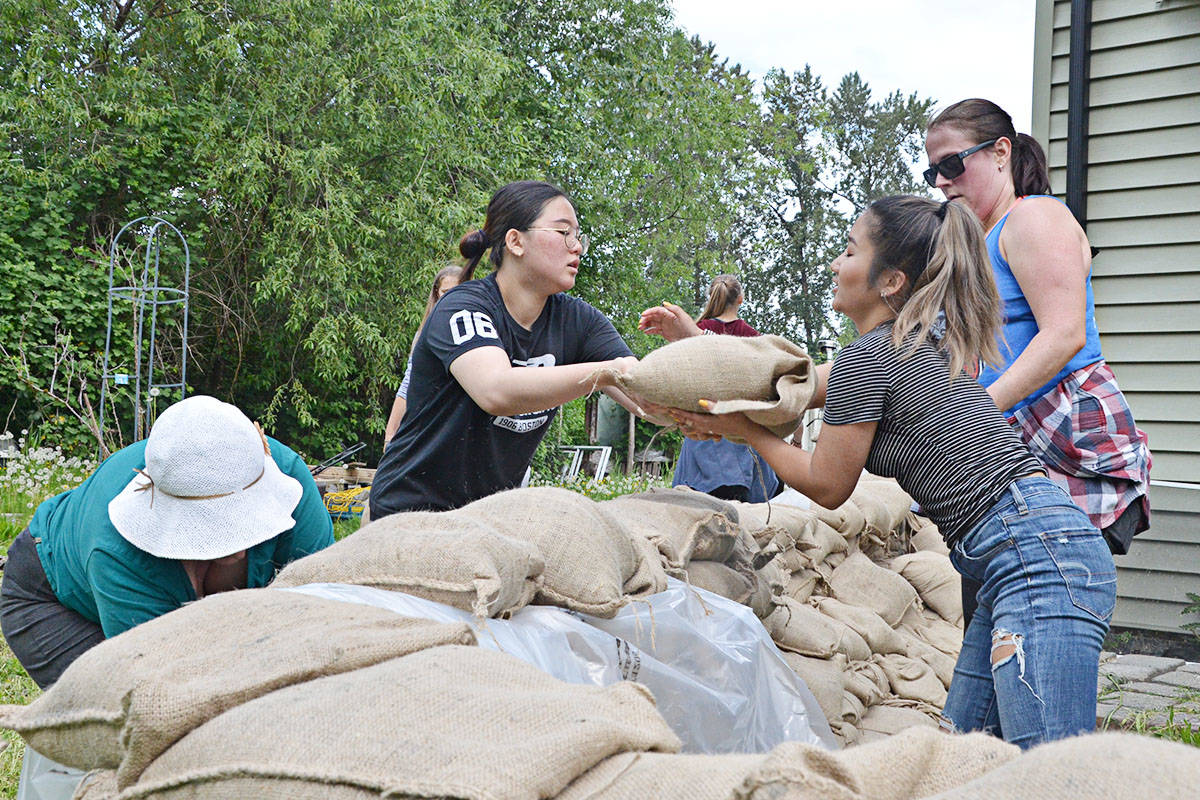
[[458, 228, 491, 260]]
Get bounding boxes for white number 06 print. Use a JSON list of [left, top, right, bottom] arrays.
[[449, 310, 499, 345]]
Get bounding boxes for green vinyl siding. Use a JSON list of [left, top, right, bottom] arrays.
[[1035, 0, 1200, 634]]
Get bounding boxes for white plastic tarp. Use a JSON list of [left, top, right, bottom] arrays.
[[288, 578, 835, 753]]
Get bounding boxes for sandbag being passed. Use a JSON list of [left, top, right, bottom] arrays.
[[592, 334, 815, 440]]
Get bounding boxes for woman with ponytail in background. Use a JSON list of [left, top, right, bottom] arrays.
[[671, 275, 779, 502], [369, 181, 640, 518], [670, 196, 1115, 749]]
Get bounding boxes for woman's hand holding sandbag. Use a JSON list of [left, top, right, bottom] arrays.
[[638, 302, 702, 341], [669, 405, 759, 443], [605, 355, 639, 382]]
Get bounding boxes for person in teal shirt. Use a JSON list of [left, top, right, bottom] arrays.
[[0, 396, 333, 688]]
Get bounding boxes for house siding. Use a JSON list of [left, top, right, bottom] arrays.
[[1033, 0, 1200, 633]]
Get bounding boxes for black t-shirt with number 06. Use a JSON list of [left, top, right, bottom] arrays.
[[369, 272, 631, 517]]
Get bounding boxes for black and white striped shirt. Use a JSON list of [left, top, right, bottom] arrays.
[[823, 322, 1042, 544]]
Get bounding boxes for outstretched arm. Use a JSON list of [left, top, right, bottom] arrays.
[[670, 405, 871, 508], [449, 346, 637, 417]]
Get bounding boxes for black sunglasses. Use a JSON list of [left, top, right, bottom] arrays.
[[923, 139, 998, 187]]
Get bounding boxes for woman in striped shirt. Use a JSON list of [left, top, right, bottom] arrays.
[[668, 195, 1115, 749]]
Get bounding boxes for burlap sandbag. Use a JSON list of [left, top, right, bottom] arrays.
[[841, 691, 866, 727], [0, 590, 475, 777], [922, 731, 1200, 800], [812, 596, 906, 655], [829, 552, 918, 627], [749, 553, 786, 619], [842, 663, 886, 707], [602, 492, 740, 570], [768, 597, 864, 662], [851, 659, 891, 701], [900, 606, 963, 658], [556, 751, 765, 800], [908, 514, 949, 555], [811, 498, 867, 539], [785, 569, 821, 603], [767, 598, 869, 661], [120, 646, 680, 800], [595, 334, 815, 440], [748, 503, 817, 542], [857, 703, 938, 742], [736, 726, 1016, 800], [897, 631, 957, 689], [72, 770, 117, 800], [773, 517, 846, 573], [457, 487, 668, 617], [830, 721, 860, 748], [873, 653, 948, 707], [890, 551, 962, 625], [727, 501, 788, 546], [780, 652, 847, 726], [685, 560, 753, 604], [270, 511, 544, 617], [850, 476, 914, 537]]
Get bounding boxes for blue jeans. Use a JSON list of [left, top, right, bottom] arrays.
[[942, 475, 1115, 750]]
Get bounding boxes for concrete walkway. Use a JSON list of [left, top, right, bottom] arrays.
[[1097, 651, 1200, 731]]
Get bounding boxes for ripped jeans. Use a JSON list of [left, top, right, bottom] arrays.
[[942, 475, 1115, 750]]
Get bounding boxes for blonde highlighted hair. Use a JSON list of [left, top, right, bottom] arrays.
[[697, 274, 743, 322], [864, 195, 1002, 378]]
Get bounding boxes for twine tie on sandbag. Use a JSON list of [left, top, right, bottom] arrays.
[[131, 466, 266, 508]]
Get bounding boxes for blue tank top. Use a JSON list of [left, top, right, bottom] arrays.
[[978, 195, 1103, 414]]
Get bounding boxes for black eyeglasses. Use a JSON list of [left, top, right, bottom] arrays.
[[923, 139, 998, 187]]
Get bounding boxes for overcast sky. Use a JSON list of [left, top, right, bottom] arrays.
[[668, 0, 1037, 135]]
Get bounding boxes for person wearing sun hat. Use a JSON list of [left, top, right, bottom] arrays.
[[0, 396, 333, 688]]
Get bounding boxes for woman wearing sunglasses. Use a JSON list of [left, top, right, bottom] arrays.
[[369, 180, 640, 518], [924, 100, 1150, 586]]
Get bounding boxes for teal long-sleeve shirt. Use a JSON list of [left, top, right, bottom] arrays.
[[29, 436, 333, 637]]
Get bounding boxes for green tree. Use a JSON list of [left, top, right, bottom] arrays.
[[0, 0, 767, 461], [741, 69, 933, 352]]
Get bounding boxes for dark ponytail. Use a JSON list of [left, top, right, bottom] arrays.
[[929, 99, 1050, 197], [866, 195, 1003, 379], [1013, 133, 1050, 195], [457, 180, 569, 282]]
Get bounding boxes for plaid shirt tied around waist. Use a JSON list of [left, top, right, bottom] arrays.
[[1009, 360, 1152, 533]]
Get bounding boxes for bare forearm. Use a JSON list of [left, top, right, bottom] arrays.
[[470, 362, 615, 417], [987, 330, 1083, 413]]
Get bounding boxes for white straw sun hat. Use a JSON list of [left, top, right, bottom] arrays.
[[107, 396, 303, 560]]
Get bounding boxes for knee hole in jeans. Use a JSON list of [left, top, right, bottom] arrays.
[[991, 632, 1018, 667]]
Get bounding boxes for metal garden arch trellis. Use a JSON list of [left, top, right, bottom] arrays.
[[98, 217, 190, 455]]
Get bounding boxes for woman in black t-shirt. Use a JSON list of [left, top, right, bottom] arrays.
[[369, 181, 640, 517], [664, 196, 1115, 750]]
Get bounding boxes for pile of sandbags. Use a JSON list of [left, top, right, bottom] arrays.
[[273, 486, 669, 618], [6, 477, 1200, 800], [0, 590, 681, 799], [600, 488, 784, 618], [719, 475, 967, 747], [275, 476, 963, 747]]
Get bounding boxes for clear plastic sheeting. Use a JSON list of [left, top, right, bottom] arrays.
[[16, 747, 86, 800], [288, 578, 836, 753]]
